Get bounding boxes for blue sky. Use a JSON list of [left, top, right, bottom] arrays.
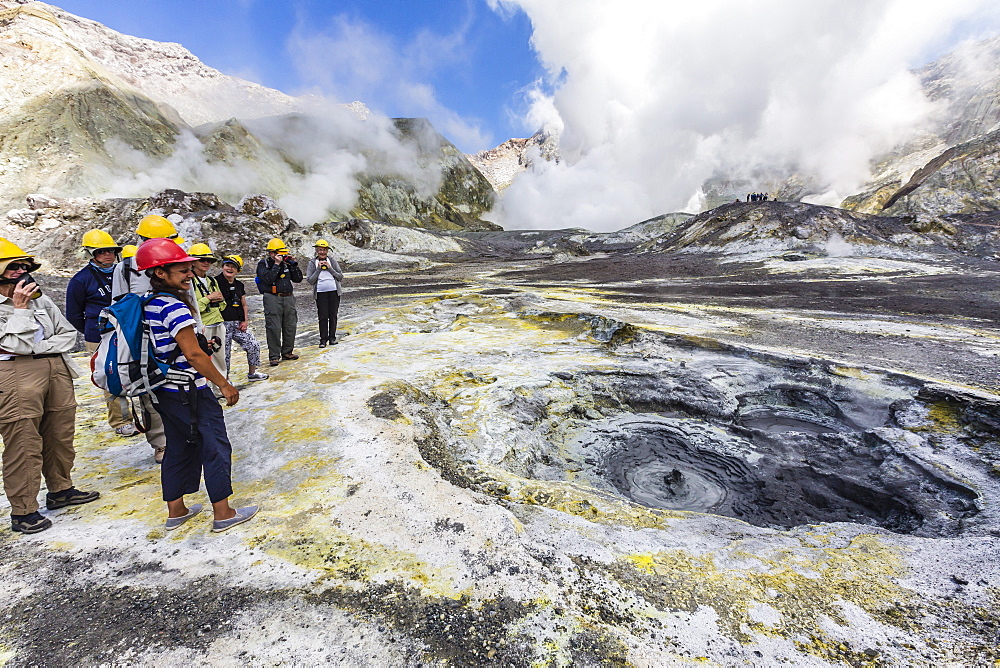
[[55, 0, 542, 153]]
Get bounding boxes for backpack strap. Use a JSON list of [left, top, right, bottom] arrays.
[[193, 276, 209, 298], [86, 263, 114, 292], [124, 257, 140, 291]]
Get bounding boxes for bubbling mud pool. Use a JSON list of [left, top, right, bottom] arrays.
[[578, 404, 980, 537]]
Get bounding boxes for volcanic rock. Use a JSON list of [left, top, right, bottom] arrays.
[[466, 128, 560, 192]]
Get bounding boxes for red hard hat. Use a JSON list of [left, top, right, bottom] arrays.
[[135, 238, 199, 271]]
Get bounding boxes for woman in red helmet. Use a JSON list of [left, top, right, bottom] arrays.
[[135, 238, 258, 532]]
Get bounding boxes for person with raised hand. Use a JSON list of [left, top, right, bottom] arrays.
[[0, 238, 99, 534], [306, 239, 344, 348], [255, 237, 302, 366]]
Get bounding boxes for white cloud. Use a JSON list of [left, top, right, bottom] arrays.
[[100, 103, 439, 225], [489, 0, 1000, 231]]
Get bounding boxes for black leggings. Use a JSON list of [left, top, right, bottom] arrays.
[[316, 291, 341, 343]]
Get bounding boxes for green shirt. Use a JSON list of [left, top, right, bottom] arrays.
[[193, 275, 225, 326]]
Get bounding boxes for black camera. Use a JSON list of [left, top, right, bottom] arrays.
[[19, 273, 43, 299], [197, 333, 222, 355]]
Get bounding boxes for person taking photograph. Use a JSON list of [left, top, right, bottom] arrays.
[[305, 239, 344, 348]]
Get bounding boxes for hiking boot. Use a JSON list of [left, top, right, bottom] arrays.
[[115, 423, 139, 437], [46, 487, 100, 510], [281, 353, 299, 360], [269, 358, 281, 366], [154, 446, 166, 464], [11, 511, 52, 534], [247, 372, 269, 381], [318, 341, 327, 348], [212, 505, 259, 533]]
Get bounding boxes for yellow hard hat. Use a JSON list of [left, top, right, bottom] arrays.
[[121, 244, 138, 259], [136, 214, 185, 243], [187, 242, 217, 261], [314, 239, 331, 248], [81, 229, 122, 253], [266, 237, 288, 252], [221, 254, 244, 270], [0, 238, 41, 273]]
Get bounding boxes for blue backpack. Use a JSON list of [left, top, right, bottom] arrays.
[[90, 293, 193, 429]]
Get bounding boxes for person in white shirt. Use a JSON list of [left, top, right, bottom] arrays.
[[305, 240, 344, 348]]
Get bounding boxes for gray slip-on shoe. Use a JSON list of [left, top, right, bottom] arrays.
[[212, 505, 259, 533], [165, 503, 203, 530]]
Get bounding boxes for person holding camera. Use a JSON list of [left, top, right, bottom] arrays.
[[136, 238, 258, 533], [255, 238, 302, 366], [306, 239, 344, 348], [187, 243, 228, 389], [0, 238, 99, 533]]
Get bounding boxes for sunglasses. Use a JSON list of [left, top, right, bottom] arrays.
[[5, 262, 32, 272]]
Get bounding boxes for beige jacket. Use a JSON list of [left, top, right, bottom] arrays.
[[0, 293, 82, 378]]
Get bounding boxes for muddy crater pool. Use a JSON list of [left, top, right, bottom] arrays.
[[573, 380, 985, 537]]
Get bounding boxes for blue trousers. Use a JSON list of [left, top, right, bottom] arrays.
[[154, 387, 234, 503]]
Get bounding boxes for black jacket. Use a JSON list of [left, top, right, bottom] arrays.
[[256, 256, 303, 294]]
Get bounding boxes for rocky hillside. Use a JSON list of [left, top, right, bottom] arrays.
[[466, 128, 559, 192], [643, 200, 1000, 259], [843, 37, 1000, 217], [0, 1, 497, 230]]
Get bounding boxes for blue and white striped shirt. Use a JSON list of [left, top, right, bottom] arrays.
[[143, 294, 208, 390]]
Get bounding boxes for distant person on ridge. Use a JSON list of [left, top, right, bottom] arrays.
[[256, 238, 302, 366], [306, 239, 344, 347], [65, 229, 138, 437]]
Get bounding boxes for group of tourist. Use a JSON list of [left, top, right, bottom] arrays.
[[746, 192, 770, 202], [0, 213, 345, 534]]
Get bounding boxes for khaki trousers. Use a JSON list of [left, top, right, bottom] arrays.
[[139, 394, 166, 451], [85, 341, 130, 430], [262, 293, 297, 360], [0, 356, 77, 515]]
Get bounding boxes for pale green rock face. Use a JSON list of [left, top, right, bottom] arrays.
[[350, 119, 498, 231]]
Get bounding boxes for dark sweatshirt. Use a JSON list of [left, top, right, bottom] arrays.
[[65, 262, 115, 343]]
